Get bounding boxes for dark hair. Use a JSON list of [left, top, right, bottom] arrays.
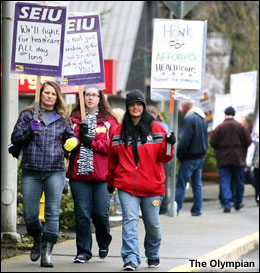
[[224, 106, 236, 116], [120, 108, 154, 148]]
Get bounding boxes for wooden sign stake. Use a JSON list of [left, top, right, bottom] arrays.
[[34, 75, 41, 120], [78, 86, 86, 121]]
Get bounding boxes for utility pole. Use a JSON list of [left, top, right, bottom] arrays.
[[162, 1, 199, 217], [1, 1, 21, 242]]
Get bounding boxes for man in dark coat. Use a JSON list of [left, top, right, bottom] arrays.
[[210, 106, 252, 213], [175, 101, 208, 216]]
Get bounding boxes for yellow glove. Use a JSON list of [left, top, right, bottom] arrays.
[[64, 137, 78, 152]]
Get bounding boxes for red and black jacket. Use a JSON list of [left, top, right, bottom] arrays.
[[107, 121, 174, 196], [66, 110, 118, 182]]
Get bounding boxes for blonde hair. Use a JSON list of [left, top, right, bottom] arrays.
[[113, 108, 125, 123], [147, 105, 165, 122], [23, 81, 69, 121]]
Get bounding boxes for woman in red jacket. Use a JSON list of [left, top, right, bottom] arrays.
[[107, 89, 175, 271], [67, 85, 118, 263]]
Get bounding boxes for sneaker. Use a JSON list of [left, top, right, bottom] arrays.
[[224, 207, 231, 213], [147, 258, 160, 268], [235, 203, 244, 211], [99, 248, 109, 259], [123, 261, 137, 271], [73, 254, 88, 263]]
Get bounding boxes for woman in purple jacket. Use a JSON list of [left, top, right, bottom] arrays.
[[11, 81, 78, 268]]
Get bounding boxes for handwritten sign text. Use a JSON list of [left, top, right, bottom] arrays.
[[151, 19, 207, 91]]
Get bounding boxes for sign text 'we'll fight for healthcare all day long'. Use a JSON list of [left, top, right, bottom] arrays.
[[11, 2, 67, 77]]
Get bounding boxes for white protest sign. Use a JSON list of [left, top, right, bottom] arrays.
[[252, 111, 259, 138], [230, 71, 257, 112], [213, 94, 232, 129], [11, 2, 67, 77], [60, 13, 105, 88], [151, 19, 207, 101], [65, 94, 76, 105]]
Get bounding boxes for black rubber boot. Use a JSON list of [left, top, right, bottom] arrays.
[[40, 241, 54, 267], [30, 234, 41, 262]]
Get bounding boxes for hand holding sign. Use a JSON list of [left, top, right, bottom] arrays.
[[30, 119, 40, 132], [165, 132, 176, 145]]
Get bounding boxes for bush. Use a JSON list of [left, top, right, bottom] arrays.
[[59, 191, 76, 230], [160, 111, 169, 124], [202, 139, 218, 173]]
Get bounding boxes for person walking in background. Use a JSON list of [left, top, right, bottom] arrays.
[[245, 136, 259, 204], [210, 106, 252, 213], [107, 90, 175, 271], [66, 85, 118, 263], [254, 155, 259, 204], [113, 107, 125, 124], [11, 81, 78, 267], [175, 100, 208, 216], [242, 115, 255, 188], [147, 105, 170, 215], [110, 108, 125, 215]]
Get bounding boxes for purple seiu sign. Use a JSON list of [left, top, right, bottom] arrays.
[[11, 2, 67, 77], [59, 14, 105, 88]]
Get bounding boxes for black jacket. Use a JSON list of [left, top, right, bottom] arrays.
[[177, 108, 208, 160]]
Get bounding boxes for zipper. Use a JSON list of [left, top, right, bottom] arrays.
[[133, 165, 138, 196], [42, 126, 47, 166]]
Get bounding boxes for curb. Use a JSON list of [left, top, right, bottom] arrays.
[[168, 232, 259, 272]]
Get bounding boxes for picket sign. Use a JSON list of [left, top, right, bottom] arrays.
[[166, 89, 175, 155], [59, 12, 105, 123], [151, 18, 207, 157], [11, 2, 66, 77], [11, 0, 67, 127]]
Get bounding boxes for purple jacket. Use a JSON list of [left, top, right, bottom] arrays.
[[210, 118, 252, 168], [11, 110, 74, 171]]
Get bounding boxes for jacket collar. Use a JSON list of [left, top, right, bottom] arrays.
[[72, 109, 109, 124], [40, 111, 61, 126], [186, 107, 206, 119]]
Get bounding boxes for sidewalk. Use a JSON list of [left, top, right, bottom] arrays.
[[1, 183, 259, 272]]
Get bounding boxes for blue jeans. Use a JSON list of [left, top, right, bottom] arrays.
[[21, 169, 65, 243], [70, 180, 112, 259], [160, 163, 170, 214], [175, 158, 205, 216], [219, 166, 245, 208], [119, 190, 163, 267]]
